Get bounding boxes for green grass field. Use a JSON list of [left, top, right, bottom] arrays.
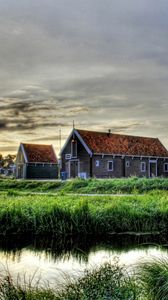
[[0, 190, 168, 235], [0, 176, 168, 194]]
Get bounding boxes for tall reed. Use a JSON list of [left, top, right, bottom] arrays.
[[137, 258, 168, 300], [0, 192, 168, 236], [0, 263, 137, 300]]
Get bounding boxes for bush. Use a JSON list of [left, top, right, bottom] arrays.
[[137, 258, 168, 300]]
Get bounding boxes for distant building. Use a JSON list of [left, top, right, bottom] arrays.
[[16, 143, 58, 179], [60, 129, 168, 178]]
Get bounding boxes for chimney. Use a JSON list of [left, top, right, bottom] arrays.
[[107, 129, 111, 137]]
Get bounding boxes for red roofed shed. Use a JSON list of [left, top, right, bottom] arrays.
[[16, 143, 58, 179]]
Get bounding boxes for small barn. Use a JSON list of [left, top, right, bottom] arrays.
[[16, 143, 58, 179], [61, 128, 168, 179]]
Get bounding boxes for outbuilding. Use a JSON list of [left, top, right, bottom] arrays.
[[16, 143, 58, 179]]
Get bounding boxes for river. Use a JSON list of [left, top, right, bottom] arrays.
[[0, 234, 167, 288]]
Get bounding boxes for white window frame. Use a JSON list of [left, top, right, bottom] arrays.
[[141, 162, 146, 172], [164, 163, 168, 172], [95, 160, 100, 167], [126, 161, 130, 168], [65, 154, 71, 160], [108, 160, 113, 171], [71, 140, 77, 158]]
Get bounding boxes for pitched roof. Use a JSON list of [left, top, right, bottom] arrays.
[[76, 129, 168, 157], [21, 143, 57, 163]]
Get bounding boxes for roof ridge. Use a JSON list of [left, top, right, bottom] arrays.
[[76, 129, 159, 141]]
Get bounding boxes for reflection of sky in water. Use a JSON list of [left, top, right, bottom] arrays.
[[0, 247, 168, 288]]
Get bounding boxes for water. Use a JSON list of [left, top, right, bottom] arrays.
[[0, 235, 167, 288]]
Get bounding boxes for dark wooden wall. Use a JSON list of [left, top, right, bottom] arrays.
[[92, 156, 168, 178], [26, 164, 58, 179]]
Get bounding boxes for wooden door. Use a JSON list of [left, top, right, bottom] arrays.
[[17, 165, 24, 178], [149, 162, 157, 177], [70, 161, 79, 178]]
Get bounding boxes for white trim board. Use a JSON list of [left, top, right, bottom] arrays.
[[148, 160, 157, 177], [60, 129, 92, 157], [20, 143, 28, 163], [74, 129, 92, 156], [94, 153, 168, 159], [59, 129, 74, 156]]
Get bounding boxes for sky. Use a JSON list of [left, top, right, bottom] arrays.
[[0, 0, 168, 156]]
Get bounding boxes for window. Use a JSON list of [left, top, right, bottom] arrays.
[[108, 161, 113, 171], [71, 140, 77, 158], [141, 162, 146, 172], [126, 161, 130, 167], [164, 163, 168, 172], [95, 160, 100, 167], [65, 154, 71, 160]]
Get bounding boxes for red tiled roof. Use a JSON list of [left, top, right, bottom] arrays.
[[77, 129, 168, 157], [22, 143, 57, 163]]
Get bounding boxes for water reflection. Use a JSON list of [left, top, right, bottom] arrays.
[[0, 234, 167, 261], [0, 235, 167, 288]]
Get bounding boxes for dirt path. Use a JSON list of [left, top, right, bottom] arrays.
[[19, 192, 142, 197]]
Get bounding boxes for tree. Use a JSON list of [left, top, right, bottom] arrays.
[[0, 154, 3, 167], [0, 154, 16, 168]]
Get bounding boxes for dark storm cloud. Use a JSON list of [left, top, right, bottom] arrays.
[[0, 95, 90, 134], [0, 0, 168, 153], [0, 121, 7, 129]]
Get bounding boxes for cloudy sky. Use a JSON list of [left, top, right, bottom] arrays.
[[0, 0, 168, 155]]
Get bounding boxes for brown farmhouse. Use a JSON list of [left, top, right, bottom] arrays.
[[60, 129, 168, 179]]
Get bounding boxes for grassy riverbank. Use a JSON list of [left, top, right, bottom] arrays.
[[0, 176, 168, 194], [0, 191, 168, 235], [0, 263, 136, 300], [1, 259, 168, 299]]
